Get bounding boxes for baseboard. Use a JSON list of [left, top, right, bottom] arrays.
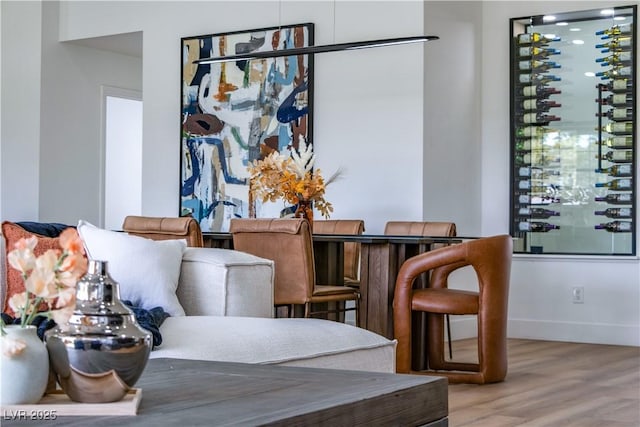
[[448, 317, 639, 347], [445, 317, 640, 347], [507, 318, 640, 347]]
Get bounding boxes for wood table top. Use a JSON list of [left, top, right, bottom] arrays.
[[204, 231, 474, 244], [3, 358, 448, 426]]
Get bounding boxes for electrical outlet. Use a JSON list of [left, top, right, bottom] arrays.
[[572, 286, 584, 304]]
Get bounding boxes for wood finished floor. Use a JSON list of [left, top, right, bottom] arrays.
[[444, 339, 640, 426]]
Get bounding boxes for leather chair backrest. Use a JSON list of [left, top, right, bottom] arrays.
[[230, 218, 314, 306], [122, 215, 204, 248], [384, 221, 457, 237], [313, 219, 364, 283]]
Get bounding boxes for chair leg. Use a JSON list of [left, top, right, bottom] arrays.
[[304, 303, 311, 318], [446, 314, 453, 360], [427, 313, 447, 369]]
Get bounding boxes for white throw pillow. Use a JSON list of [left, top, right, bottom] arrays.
[[77, 220, 187, 316]]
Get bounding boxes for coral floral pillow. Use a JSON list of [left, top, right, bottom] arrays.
[[1, 221, 76, 317]]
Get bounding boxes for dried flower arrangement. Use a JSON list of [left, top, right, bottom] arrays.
[[1, 229, 87, 356], [248, 136, 339, 219]]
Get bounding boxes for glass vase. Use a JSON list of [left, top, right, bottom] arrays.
[[294, 199, 314, 227]]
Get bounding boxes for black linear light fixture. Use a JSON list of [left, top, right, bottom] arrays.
[[193, 35, 439, 64]]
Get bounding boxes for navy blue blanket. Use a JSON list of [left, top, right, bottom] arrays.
[[2, 302, 168, 349], [15, 221, 73, 237]]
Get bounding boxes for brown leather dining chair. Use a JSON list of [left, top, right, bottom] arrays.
[[384, 221, 457, 249], [122, 215, 204, 247], [312, 219, 365, 287], [230, 218, 360, 324], [393, 234, 512, 384], [385, 220, 457, 357]]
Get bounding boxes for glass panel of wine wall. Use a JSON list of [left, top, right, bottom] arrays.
[[510, 5, 637, 255]]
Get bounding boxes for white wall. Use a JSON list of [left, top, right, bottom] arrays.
[[423, 1, 483, 237], [0, 1, 42, 222], [38, 1, 143, 225]]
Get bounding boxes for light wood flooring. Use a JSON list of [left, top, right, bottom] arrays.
[[443, 338, 640, 426]]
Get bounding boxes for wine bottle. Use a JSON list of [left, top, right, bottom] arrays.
[[518, 207, 561, 218], [594, 207, 633, 219], [520, 112, 561, 124], [595, 178, 633, 191], [595, 164, 633, 177], [595, 193, 632, 205], [517, 46, 561, 59], [594, 221, 632, 233], [515, 150, 560, 166], [595, 108, 633, 121], [596, 51, 632, 65], [521, 167, 560, 179], [595, 93, 633, 107], [601, 136, 633, 149], [596, 37, 632, 51], [596, 25, 632, 38], [516, 126, 552, 138], [519, 85, 562, 98], [516, 33, 560, 45], [518, 166, 533, 177], [518, 180, 550, 193], [519, 194, 561, 205], [518, 221, 560, 232], [518, 60, 561, 72], [600, 79, 633, 93], [515, 138, 544, 151], [600, 122, 633, 135], [598, 150, 633, 163], [596, 66, 632, 80], [518, 73, 561, 85], [515, 152, 531, 165], [518, 166, 560, 178], [521, 99, 561, 111]]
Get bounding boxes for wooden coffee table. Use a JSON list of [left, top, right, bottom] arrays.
[[3, 358, 448, 426]]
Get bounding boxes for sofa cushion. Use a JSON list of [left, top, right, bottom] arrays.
[[1, 221, 74, 316], [151, 316, 397, 373], [78, 220, 187, 316], [178, 247, 275, 318]]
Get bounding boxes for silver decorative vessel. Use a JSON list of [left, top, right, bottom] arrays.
[[45, 260, 151, 403]]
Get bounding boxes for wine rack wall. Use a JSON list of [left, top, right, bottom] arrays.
[[510, 5, 637, 255]]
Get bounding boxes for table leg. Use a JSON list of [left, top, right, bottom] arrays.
[[361, 242, 396, 339]]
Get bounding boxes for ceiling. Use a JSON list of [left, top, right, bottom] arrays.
[[67, 31, 143, 58]]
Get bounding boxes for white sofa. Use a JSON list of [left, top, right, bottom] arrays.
[[150, 247, 397, 373]]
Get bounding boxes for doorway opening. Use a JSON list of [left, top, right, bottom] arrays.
[[101, 86, 142, 230]]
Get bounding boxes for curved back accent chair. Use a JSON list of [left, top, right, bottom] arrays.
[[230, 218, 360, 324], [393, 234, 512, 384]]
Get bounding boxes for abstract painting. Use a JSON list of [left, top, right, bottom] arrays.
[[180, 23, 314, 231]]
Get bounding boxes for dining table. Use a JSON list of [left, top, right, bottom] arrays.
[[203, 231, 469, 369], [202, 231, 467, 336]]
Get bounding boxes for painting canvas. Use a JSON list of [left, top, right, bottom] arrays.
[[180, 23, 314, 231]]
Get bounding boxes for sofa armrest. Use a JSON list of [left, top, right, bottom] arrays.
[[177, 247, 275, 318]]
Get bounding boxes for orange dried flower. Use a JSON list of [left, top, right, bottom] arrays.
[[248, 138, 336, 218]]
